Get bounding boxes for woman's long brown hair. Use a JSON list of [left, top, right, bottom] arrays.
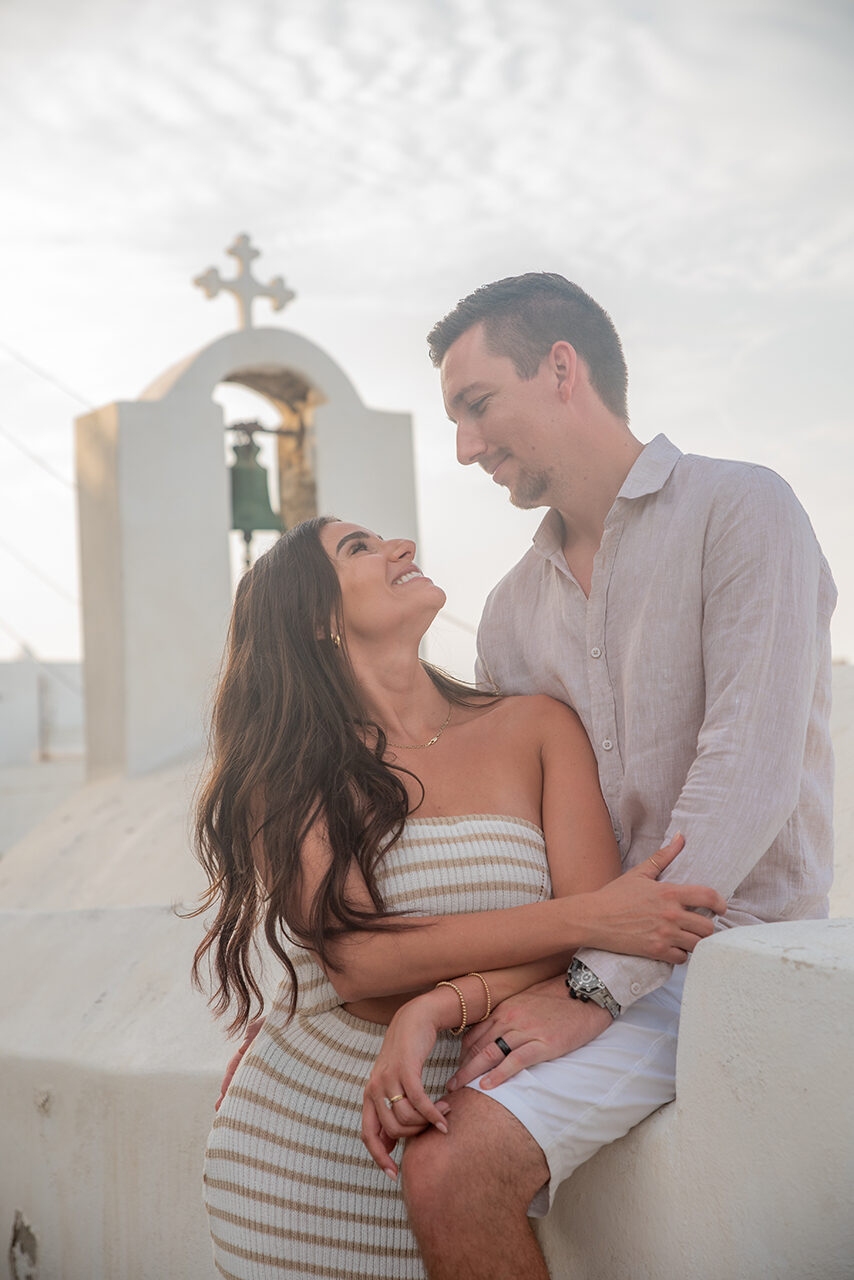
[[191, 516, 494, 1032]]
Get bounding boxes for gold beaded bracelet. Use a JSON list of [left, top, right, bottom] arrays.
[[467, 971, 492, 1022], [435, 973, 494, 1035], [435, 980, 468, 1035]]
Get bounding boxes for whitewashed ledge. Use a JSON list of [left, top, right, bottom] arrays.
[[535, 918, 854, 1280], [0, 906, 229, 1280], [1, 910, 853, 1280]]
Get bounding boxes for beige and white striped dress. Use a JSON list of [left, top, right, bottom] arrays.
[[204, 813, 551, 1280]]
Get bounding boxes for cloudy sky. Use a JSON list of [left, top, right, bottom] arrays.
[[0, 0, 851, 679]]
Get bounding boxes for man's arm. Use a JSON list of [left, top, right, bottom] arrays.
[[452, 468, 834, 1089], [577, 466, 836, 1009]]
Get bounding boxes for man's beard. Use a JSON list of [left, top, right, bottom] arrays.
[[508, 468, 551, 509]]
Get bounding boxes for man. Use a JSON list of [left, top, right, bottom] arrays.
[[388, 273, 836, 1278]]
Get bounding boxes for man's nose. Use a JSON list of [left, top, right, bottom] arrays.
[[456, 419, 484, 466]]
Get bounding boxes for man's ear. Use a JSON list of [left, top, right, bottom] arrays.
[[549, 341, 578, 401]]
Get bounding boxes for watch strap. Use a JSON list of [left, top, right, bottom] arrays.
[[566, 958, 622, 1019]]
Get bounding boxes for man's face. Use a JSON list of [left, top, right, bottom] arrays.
[[439, 323, 560, 509]]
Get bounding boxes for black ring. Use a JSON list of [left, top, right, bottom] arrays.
[[495, 1036, 512, 1058]]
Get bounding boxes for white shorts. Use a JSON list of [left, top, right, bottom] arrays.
[[467, 965, 686, 1216]]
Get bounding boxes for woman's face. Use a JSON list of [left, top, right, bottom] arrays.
[[319, 520, 446, 644]]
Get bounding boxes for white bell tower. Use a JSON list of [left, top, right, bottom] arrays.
[[75, 236, 418, 777]]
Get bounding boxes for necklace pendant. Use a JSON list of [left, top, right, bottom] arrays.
[[387, 701, 452, 751]]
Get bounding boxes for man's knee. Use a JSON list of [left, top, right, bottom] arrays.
[[400, 1124, 456, 1217], [401, 1090, 547, 1221], [401, 1100, 480, 1213]]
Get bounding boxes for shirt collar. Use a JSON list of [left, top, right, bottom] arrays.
[[615, 433, 682, 501], [532, 507, 566, 559], [531, 434, 683, 557]]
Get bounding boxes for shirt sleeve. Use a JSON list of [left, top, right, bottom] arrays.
[[576, 466, 836, 1010]]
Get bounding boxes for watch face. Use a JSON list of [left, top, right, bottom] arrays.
[[569, 961, 619, 1018], [572, 965, 599, 995]]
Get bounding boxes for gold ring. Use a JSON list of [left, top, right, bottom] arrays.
[[384, 1094, 405, 1110], [649, 856, 663, 873]]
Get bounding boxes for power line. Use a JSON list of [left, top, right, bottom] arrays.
[[0, 340, 94, 410], [0, 422, 77, 491], [0, 534, 79, 605], [0, 617, 83, 697], [0, 616, 33, 653]]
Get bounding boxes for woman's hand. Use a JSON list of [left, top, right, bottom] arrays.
[[581, 834, 727, 963], [215, 1016, 265, 1111], [361, 994, 451, 1178]]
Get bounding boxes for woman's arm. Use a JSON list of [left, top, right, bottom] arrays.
[[360, 821, 685, 1166], [312, 700, 722, 1001], [357, 700, 621, 1022]]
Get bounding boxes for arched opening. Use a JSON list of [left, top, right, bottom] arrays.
[[213, 366, 327, 591], [77, 324, 417, 776]]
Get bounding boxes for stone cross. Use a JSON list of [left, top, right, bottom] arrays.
[[193, 234, 296, 330]]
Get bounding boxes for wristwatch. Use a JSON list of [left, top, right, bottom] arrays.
[[566, 958, 621, 1020]]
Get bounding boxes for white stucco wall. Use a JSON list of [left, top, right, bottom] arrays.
[[0, 659, 83, 766], [0, 672, 851, 1278], [0, 660, 39, 765], [535, 919, 854, 1280], [0, 907, 229, 1280], [1, 913, 851, 1280]]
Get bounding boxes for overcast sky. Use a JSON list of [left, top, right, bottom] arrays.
[[0, 0, 851, 678]]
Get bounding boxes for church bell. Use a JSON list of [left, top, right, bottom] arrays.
[[229, 432, 283, 567]]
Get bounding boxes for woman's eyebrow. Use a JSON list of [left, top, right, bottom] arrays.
[[335, 530, 375, 554]]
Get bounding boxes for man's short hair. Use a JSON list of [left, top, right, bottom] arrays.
[[427, 272, 629, 421]]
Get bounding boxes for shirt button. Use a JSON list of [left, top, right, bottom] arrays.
[[590, 646, 602, 658], [602, 739, 613, 751], [630, 982, 642, 996]]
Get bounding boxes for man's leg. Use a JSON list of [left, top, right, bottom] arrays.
[[403, 967, 686, 1277], [402, 1087, 550, 1280], [479, 966, 685, 1213]]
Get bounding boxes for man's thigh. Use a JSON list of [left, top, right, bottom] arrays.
[[467, 966, 686, 1215], [402, 1086, 549, 1213]]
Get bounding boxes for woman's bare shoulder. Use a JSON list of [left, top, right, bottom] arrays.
[[477, 693, 584, 740], [501, 692, 580, 723]]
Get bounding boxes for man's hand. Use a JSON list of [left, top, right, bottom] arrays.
[[584, 834, 727, 963], [445, 976, 611, 1093]]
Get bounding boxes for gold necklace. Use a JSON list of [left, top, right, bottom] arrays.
[[386, 701, 452, 750]]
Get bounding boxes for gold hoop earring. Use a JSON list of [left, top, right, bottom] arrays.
[[331, 633, 341, 648]]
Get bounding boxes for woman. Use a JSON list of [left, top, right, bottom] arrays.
[[194, 516, 721, 1280]]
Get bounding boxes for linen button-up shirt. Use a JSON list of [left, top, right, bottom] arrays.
[[476, 435, 836, 1010]]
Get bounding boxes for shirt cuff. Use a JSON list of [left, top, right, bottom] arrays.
[[573, 948, 673, 1011]]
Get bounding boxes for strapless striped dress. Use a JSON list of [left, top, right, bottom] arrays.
[[204, 814, 550, 1280]]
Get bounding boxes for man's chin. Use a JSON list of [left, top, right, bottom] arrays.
[[508, 479, 550, 510]]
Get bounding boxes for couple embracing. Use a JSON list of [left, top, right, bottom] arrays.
[[194, 273, 835, 1279]]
